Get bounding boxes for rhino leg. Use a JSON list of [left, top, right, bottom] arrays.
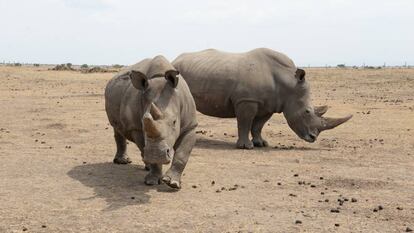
[[112, 129, 132, 164], [144, 164, 162, 185], [131, 131, 150, 171], [235, 102, 258, 149], [162, 128, 196, 189], [251, 114, 272, 147]]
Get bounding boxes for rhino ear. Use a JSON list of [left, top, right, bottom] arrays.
[[165, 70, 179, 88], [314, 105, 328, 117], [129, 70, 148, 91], [295, 69, 306, 82]]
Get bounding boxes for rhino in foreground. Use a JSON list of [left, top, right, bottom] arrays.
[[105, 55, 197, 189], [173, 48, 351, 149]]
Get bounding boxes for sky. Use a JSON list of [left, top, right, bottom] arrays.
[[0, 0, 413, 66]]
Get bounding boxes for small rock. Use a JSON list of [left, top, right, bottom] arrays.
[[277, 182, 282, 185], [310, 185, 316, 188], [373, 208, 378, 212], [215, 189, 221, 193], [396, 207, 403, 210], [406, 227, 413, 232], [192, 185, 197, 189], [330, 209, 340, 213], [320, 192, 325, 195], [41, 225, 47, 228], [211, 181, 215, 185], [131, 196, 135, 199], [334, 223, 340, 227], [293, 174, 299, 177], [295, 220, 302, 224], [319, 177, 324, 180], [378, 205, 383, 210], [264, 179, 269, 183], [351, 198, 358, 203], [22, 227, 28, 231]]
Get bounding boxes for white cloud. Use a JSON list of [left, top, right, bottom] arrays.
[[0, 0, 412, 66]]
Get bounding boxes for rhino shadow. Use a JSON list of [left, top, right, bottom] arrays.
[[67, 162, 175, 211], [195, 137, 235, 150], [195, 137, 327, 151]]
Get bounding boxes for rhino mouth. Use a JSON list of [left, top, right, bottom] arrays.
[[303, 133, 317, 143]]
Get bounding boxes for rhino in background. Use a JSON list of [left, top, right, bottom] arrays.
[[105, 55, 197, 189], [173, 48, 352, 149]]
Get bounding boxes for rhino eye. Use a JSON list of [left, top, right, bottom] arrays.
[[305, 109, 311, 114], [173, 120, 177, 125]]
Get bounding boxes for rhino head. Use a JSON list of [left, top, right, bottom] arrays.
[[283, 68, 352, 143], [128, 56, 181, 164]]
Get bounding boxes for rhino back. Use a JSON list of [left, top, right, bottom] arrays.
[[173, 48, 297, 117], [174, 50, 244, 117]]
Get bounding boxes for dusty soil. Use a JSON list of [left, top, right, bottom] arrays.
[[0, 66, 413, 233]]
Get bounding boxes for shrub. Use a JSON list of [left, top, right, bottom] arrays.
[[81, 64, 89, 69], [337, 64, 346, 68], [34, 64, 40, 67], [112, 64, 124, 69], [51, 63, 75, 71]]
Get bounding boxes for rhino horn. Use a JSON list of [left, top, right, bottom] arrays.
[[319, 115, 353, 131], [314, 105, 329, 117], [143, 113, 161, 138], [150, 103, 163, 120]]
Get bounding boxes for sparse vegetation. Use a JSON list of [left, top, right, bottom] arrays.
[[80, 66, 117, 73], [364, 66, 382, 70], [112, 64, 124, 69], [33, 64, 40, 67], [81, 64, 89, 69], [51, 64, 75, 71], [337, 64, 346, 68]]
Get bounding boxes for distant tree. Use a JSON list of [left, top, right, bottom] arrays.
[[34, 64, 40, 67], [337, 64, 346, 68], [81, 64, 89, 69], [14, 63, 22, 67], [112, 64, 124, 69], [66, 63, 72, 69]]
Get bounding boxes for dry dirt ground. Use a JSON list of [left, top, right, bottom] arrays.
[[0, 66, 413, 233]]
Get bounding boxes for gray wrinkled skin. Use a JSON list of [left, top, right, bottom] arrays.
[[105, 55, 197, 189], [173, 48, 351, 149]]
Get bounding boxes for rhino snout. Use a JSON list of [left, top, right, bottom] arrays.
[[143, 148, 174, 165]]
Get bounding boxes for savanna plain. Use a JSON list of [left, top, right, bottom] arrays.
[[0, 66, 413, 232]]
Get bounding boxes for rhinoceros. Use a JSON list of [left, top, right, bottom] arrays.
[[172, 48, 352, 149], [105, 55, 197, 189]]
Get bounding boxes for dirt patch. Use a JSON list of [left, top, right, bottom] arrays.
[[0, 66, 413, 232]]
